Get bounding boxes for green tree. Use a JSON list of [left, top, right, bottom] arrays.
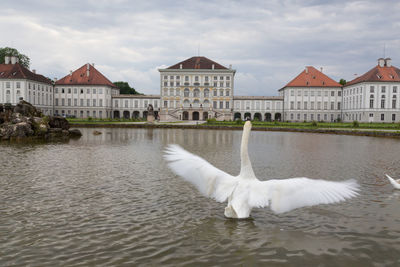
[[0, 47, 30, 68], [113, 81, 141, 94], [339, 79, 347, 86]]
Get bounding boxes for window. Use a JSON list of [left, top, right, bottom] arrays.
[[80, 99, 84, 106], [304, 102, 308, 110], [170, 75, 174, 80], [226, 101, 229, 109], [170, 89, 174, 96], [226, 90, 230, 96], [205, 76, 209, 82], [392, 100, 396, 109], [381, 99, 385, 109], [87, 99, 90, 107], [311, 101, 315, 110], [220, 76, 224, 80], [67, 88, 71, 94], [381, 114, 384, 121], [134, 100, 138, 108], [324, 91, 328, 97], [392, 114, 396, 121], [62, 99, 65, 106], [370, 99, 374, 108], [6, 82, 10, 88], [337, 102, 341, 110], [226, 76, 230, 80], [87, 111, 90, 117], [220, 82, 223, 87], [370, 86, 374, 93], [99, 99, 103, 107], [311, 91, 314, 96], [87, 89, 90, 94], [81, 89, 83, 94], [213, 90, 217, 96], [55, 88, 58, 93], [184, 88, 189, 97], [214, 76, 217, 80], [297, 114, 300, 120], [290, 101, 294, 109], [369, 113, 373, 117], [311, 114, 314, 120], [164, 101, 168, 108], [219, 101, 223, 109], [324, 102, 328, 110], [169, 82, 173, 86], [381, 86, 386, 93], [290, 90, 294, 96], [193, 89, 200, 97], [317, 102, 321, 109], [62, 88, 65, 93], [394, 86, 398, 93], [99, 88, 103, 94], [338, 91, 342, 97], [204, 89, 209, 97], [226, 82, 230, 87], [195, 76, 199, 82], [185, 76, 189, 81], [176, 89, 180, 96], [304, 114, 307, 121], [176, 76, 180, 80], [297, 101, 301, 110], [164, 82, 167, 86], [318, 91, 321, 96], [213, 82, 217, 87], [124, 100, 128, 108], [290, 114, 294, 120], [324, 114, 327, 121], [74, 98, 77, 106], [331, 91, 335, 96], [298, 91, 301, 96], [164, 75, 167, 80], [55, 99, 59, 106], [220, 90, 224, 96], [331, 102, 334, 110]]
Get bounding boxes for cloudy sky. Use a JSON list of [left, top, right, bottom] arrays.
[[1, 0, 399, 96]]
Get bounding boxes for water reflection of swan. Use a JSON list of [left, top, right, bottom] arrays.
[[164, 121, 359, 219], [386, 175, 400, 189]]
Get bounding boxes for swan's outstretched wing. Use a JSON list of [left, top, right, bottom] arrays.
[[164, 144, 237, 202], [386, 174, 400, 189], [248, 177, 359, 214]]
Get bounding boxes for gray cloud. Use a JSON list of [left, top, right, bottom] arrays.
[[1, 0, 399, 96]]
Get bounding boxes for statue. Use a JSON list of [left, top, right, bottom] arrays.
[[147, 104, 155, 123]]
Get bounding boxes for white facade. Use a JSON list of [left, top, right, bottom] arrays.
[[280, 87, 343, 122], [233, 96, 283, 121], [53, 85, 117, 118], [0, 57, 53, 115], [158, 59, 236, 121], [112, 95, 160, 119]]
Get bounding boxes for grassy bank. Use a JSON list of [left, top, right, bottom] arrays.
[[67, 118, 146, 124], [204, 119, 400, 130]]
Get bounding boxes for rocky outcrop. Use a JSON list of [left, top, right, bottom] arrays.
[[0, 100, 82, 141]]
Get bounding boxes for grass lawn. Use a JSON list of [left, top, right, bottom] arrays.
[[204, 120, 400, 130], [67, 118, 146, 124]]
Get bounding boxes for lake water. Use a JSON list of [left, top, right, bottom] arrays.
[[1, 128, 400, 266]]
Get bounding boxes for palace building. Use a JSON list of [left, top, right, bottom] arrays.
[[0, 56, 53, 115], [1, 55, 400, 122]]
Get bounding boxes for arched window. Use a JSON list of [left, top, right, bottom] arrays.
[[203, 99, 210, 107], [184, 88, 189, 97], [6, 90, 11, 103], [204, 88, 209, 98], [175, 88, 180, 96], [183, 99, 190, 107], [170, 88, 174, 96], [193, 88, 200, 97], [193, 99, 200, 107]]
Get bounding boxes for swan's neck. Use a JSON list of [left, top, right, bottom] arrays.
[[239, 121, 256, 179]]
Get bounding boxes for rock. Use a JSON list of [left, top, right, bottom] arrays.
[[13, 100, 42, 117], [48, 116, 70, 130], [93, 130, 102, 135], [69, 129, 83, 137]]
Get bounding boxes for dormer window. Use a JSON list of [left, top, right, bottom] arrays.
[[377, 74, 381, 79]]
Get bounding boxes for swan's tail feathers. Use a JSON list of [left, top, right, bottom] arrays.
[[386, 174, 400, 189]]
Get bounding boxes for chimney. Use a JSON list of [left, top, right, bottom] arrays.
[[305, 67, 308, 74], [385, 58, 392, 67], [378, 58, 385, 67], [92, 63, 95, 67], [87, 63, 90, 77], [320, 67, 323, 73], [4, 56, 10, 64], [179, 64, 182, 69], [32, 69, 36, 74], [10, 56, 17, 64], [54, 78, 58, 83], [70, 70, 73, 76], [229, 64, 232, 69], [212, 64, 215, 70]]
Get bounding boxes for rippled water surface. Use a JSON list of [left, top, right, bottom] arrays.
[[1, 128, 400, 266]]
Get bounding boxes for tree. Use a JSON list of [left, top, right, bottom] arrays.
[[339, 79, 347, 86], [113, 81, 141, 94], [0, 47, 30, 68]]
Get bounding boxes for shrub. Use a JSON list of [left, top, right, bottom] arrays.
[[352, 120, 359, 128], [235, 118, 243, 125], [207, 118, 217, 123], [311, 120, 318, 127], [336, 117, 342, 123], [88, 117, 93, 121]]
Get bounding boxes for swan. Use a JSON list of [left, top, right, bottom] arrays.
[[164, 121, 359, 218], [386, 174, 400, 189]]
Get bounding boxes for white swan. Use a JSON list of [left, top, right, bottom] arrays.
[[164, 121, 359, 218], [386, 174, 400, 189]]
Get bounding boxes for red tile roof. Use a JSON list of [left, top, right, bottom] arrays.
[[0, 63, 52, 84], [345, 64, 400, 86], [281, 66, 341, 90], [167, 56, 228, 70], [55, 63, 117, 88]]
